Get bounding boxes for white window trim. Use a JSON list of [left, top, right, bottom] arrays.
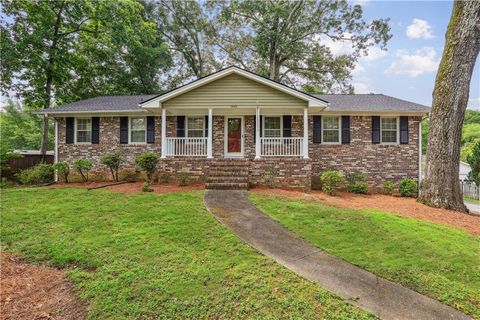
[[128, 116, 147, 144], [321, 116, 341, 144], [380, 116, 400, 145], [262, 115, 283, 138], [186, 116, 206, 138], [74, 117, 92, 145]]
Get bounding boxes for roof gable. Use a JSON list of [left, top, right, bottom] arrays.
[[140, 66, 328, 108]]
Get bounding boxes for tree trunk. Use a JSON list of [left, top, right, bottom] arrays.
[[418, 1, 480, 212]]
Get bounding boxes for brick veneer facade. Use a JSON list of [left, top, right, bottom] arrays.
[[56, 115, 420, 190]]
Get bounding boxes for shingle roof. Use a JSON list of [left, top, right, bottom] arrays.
[[313, 94, 430, 112], [43, 95, 155, 113], [43, 93, 429, 114]]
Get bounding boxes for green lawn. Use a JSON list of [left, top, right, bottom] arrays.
[[250, 194, 480, 318], [464, 197, 480, 204], [1, 188, 373, 319]]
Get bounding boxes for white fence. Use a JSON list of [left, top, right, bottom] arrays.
[[461, 180, 480, 200], [260, 137, 303, 157], [165, 137, 207, 156]]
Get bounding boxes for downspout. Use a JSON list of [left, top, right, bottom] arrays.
[[54, 116, 58, 182]]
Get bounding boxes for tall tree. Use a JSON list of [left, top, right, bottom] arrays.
[[1, 0, 171, 153], [418, 1, 480, 212], [212, 0, 391, 92]]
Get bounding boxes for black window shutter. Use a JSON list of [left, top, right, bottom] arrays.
[[313, 116, 321, 144], [283, 115, 292, 137], [260, 115, 263, 137], [372, 116, 380, 144], [120, 117, 128, 144], [253, 116, 256, 142], [204, 115, 208, 137], [66, 117, 74, 144], [177, 116, 185, 137], [341, 116, 350, 144], [147, 116, 155, 144], [400, 116, 409, 144], [92, 117, 100, 144]]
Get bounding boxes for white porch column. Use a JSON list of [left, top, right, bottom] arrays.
[[303, 107, 309, 159], [161, 107, 167, 158], [207, 108, 213, 158], [54, 118, 58, 182], [255, 107, 261, 159]]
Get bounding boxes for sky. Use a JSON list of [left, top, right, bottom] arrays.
[[1, 0, 479, 110], [345, 0, 479, 110]]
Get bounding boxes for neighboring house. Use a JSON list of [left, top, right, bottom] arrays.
[[460, 161, 471, 181], [42, 66, 430, 190]]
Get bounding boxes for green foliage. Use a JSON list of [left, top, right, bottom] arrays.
[[52, 161, 70, 183], [100, 152, 122, 182], [383, 180, 394, 195], [399, 178, 418, 197], [135, 153, 159, 183], [73, 158, 93, 182], [120, 169, 138, 183], [0, 102, 54, 151], [346, 172, 368, 194], [158, 172, 171, 184], [1, 188, 373, 319], [0, 145, 22, 173], [320, 170, 345, 195], [177, 171, 189, 186], [215, 0, 391, 92], [17, 163, 54, 185], [464, 109, 480, 125], [142, 181, 153, 192], [251, 194, 480, 318], [466, 141, 480, 186]]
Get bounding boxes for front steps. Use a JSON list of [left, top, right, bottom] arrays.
[[205, 159, 250, 190]]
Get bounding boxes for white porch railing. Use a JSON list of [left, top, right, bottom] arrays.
[[165, 137, 208, 156], [260, 137, 304, 157]]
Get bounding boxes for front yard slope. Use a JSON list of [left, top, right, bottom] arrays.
[[1, 188, 373, 319], [250, 194, 480, 318]]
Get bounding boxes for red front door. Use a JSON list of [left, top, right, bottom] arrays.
[[227, 117, 242, 154]]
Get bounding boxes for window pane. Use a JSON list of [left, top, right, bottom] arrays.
[[382, 130, 397, 143], [131, 130, 146, 143], [76, 119, 91, 143], [264, 129, 281, 138], [264, 117, 280, 130], [131, 117, 146, 131], [187, 117, 204, 137], [323, 130, 339, 143], [323, 117, 339, 130], [77, 119, 91, 131], [381, 118, 397, 130], [77, 131, 91, 143]]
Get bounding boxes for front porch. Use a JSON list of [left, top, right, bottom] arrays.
[[159, 107, 310, 159]]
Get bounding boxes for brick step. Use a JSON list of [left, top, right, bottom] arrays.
[[208, 170, 249, 177], [209, 163, 251, 169], [205, 182, 248, 190], [206, 176, 249, 183]]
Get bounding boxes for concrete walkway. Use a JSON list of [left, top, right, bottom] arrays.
[[204, 190, 472, 320], [465, 201, 480, 215]]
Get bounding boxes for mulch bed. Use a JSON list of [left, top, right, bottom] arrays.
[[0, 252, 86, 320], [252, 188, 480, 237]]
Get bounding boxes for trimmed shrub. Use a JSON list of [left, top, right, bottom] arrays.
[[158, 172, 171, 184], [17, 163, 54, 185], [320, 170, 344, 196], [53, 161, 70, 183], [135, 153, 159, 183], [346, 172, 368, 194], [383, 180, 394, 195], [142, 181, 153, 192], [73, 158, 93, 182], [177, 171, 189, 186], [120, 169, 138, 182], [399, 178, 418, 197], [100, 152, 122, 182]]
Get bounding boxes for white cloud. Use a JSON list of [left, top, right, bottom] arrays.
[[361, 47, 388, 62], [353, 0, 370, 6], [352, 63, 366, 75], [321, 33, 355, 56], [468, 97, 480, 110], [406, 19, 434, 39], [385, 47, 439, 77], [352, 77, 375, 94]]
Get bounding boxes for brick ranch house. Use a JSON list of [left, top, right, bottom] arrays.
[[42, 66, 430, 190]]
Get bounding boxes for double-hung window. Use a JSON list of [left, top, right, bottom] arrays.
[[186, 116, 205, 137], [130, 117, 146, 143], [322, 116, 340, 143], [381, 117, 398, 144], [263, 116, 282, 137], [75, 118, 92, 143]]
